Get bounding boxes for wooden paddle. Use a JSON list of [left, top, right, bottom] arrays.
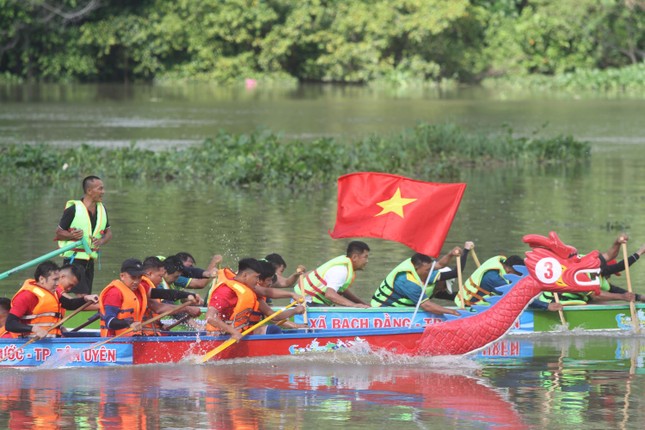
[[622, 242, 640, 333], [4, 300, 94, 357], [84, 300, 195, 352], [470, 248, 482, 268], [198, 299, 302, 363], [298, 274, 308, 326], [456, 251, 466, 309], [163, 314, 192, 331], [70, 312, 100, 332], [552, 293, 568, 327]]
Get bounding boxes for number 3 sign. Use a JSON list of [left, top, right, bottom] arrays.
[[535, 257, 562, 284]]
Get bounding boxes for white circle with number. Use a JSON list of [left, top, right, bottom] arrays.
[[535, 257, 562, 284]]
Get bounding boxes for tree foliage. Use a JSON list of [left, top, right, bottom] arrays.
[[0, 0, 643, 84]]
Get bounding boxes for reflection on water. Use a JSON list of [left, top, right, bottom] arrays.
[[0, 336, 644, 429]]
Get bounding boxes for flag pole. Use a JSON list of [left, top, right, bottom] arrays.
[[409, 260, 437, 329]]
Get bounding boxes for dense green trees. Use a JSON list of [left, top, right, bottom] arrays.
[[0, 0, 643, 85]]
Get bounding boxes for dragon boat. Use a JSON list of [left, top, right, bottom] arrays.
[[0, 232, 608, 367], [60, 300, 645, 334]]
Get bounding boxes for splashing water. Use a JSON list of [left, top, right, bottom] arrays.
[[39, 347, 80, 369]]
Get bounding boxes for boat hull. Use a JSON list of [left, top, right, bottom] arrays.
[[294, 303, 645, 333], [0, 328, 424, 368]]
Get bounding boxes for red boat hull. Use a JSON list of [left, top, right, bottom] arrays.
[[1, 328, 425, 367]]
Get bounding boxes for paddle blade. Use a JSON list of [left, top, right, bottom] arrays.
[[199, 338, 237, 363]]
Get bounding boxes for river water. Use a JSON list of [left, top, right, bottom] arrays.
[[1, 83, 645, 428]]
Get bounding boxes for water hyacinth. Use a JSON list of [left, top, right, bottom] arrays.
[[0, 123, 590, 189]]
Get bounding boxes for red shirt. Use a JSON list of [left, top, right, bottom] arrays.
[[10, 288, 62, 319], [208, 285, 238, 321]]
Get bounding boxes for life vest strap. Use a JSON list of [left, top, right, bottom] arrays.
[[21, 312, 61, 320]]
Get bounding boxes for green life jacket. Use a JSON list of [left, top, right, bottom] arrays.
[[537, 291, 591, 305], [455, 256, 508, 307], [371, 258, 439, 307], [58, 200, 107, 260], [536, 254, 610, 305], [295, 255, 355, 306]]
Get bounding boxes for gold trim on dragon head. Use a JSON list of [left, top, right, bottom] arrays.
[[522, 231, 601, 295]]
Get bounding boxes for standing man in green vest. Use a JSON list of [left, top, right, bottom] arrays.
[[54, 175, 112, 295], [295, 241, 371, 307]]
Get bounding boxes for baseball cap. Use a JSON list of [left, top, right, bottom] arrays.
[[121, 258, 146, 276]]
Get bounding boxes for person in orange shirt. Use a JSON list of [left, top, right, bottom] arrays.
[[5, 261, 97, 338], [99, 258, 201, 337], [205, 258, 305, 339]]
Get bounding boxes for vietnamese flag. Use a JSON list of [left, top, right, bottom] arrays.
[[329, 172, 466, 257]]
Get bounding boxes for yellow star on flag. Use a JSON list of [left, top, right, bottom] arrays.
[[375, 188, 417, 218]]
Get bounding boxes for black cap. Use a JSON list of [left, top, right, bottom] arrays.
[[121, 258, 146, 276]]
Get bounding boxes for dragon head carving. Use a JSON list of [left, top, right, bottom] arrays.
[[522, 231, 601, 295]]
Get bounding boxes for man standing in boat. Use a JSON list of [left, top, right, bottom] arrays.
[[371, 244, 474, 316], [5, 261, 98, 338], [54, 175, 112, 295], [295, 241, 371, 308]]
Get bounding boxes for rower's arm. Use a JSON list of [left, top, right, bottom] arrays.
[[602, 234, 627, 261], [150, 288, 198, 302], [205, 306, 241, 339], [340, 288, 368, 305], [255, 285, 300, 301], [420, 300, 460, 316], [258, 300, 304, 321], [4, 313, 35, 334], [327, 289, 368, 308]]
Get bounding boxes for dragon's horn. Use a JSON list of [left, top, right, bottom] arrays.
[[523, 231, 577, 258]]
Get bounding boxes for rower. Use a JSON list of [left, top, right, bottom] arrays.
[[294, 241, 371, 308], [99, 258, 202, 337], [263, 253, 306, 288], [205, 258, 305, 339], [5, 261, 98, 338], [455, 255, 525, 308], [371, 249, 469, 316]]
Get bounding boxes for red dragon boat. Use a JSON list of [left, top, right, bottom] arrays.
[[0, 232, 603, 368]]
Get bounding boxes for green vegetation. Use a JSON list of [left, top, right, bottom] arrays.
[[0, 123, 590, 188], [0, 1, 642, 90], [483, 63, 645, 94]]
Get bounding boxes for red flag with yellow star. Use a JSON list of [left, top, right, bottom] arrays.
[[329, 172, 466, 257]]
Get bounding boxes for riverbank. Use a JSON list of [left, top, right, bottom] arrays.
[[0, 123, 589, 189], [482, 64, 645, 96]]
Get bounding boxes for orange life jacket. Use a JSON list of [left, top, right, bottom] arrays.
[[0, 326, 9, 338], [99, 280, 148, 337], [205, 267, 236, 305], [140, 275, 164, 335], [205, 278, 262, 333], [10, 280, 62, 338]]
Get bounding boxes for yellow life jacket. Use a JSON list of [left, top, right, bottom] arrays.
[[58, 200, 107, 260], [455, 256, 508, 307], [371, 258, 439, 307], [295, 255, 355, 306]]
